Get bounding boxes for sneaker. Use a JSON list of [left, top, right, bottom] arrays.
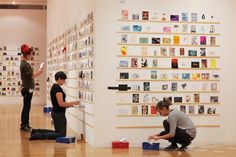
[[179, 141, 191, 150], [164, 143, 178, 151], [20, 125, 31, 131]]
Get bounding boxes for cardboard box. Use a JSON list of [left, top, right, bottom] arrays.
[[112, 141, 129, 149]]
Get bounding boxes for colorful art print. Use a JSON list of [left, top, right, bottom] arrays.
[[131, 106, 139, 114], [201, 73, 210, 80], [207, 107, 216, 114], [160, 47, 168, 56], [143, 82, 150, 91], [142, 105, 148, 115], [141, 47, 148, 56], [182, 73, 190, 80], [198, 105, 204, 114], [180, 48, 185, 55], [194, 94, 200, 102], [173, 36, 180, 45], [182, 24, 188, 33], [201, 59, 208, 68], [200, 48, 206, 56], [139, 37, 149, 44], [163, 26, 172, 33], [131, 58, 138, 67], [169, 47, 176, 56], [171, 58, 178, 69], [143, 94, 149, 102], [210, 36, 216, 45], [185, 95, 191, 102], [162, 38, 171, 45], [133, 25, 142, 32], [210, 59, 217, 68], [151, 106, 157, 114], [191, 13, 198, 22], [174, 97, 182, 102], [152, 38, 161, 44], [142, 11, 149, 20], [121, 10, 128, 20], [200, 36, 207, 45], [132, 13, 140, 20], [212, 74, 219, 79], [120, 25, 130, 31], [190, 25, 196, 33], [160, 73, 168, 79], [182, 12, 188, 21], [189, 106, 195, 114], [191, 36, 198, 45], [180, 105, 186, 113], [170, 15, 179, 21], [191, 61, 199, 68], [120, 46, 127, 56], [192, 73, 201, 80], [210, 96, 218, 102], [171, 82, 178, 91], [152, 59, 158, 67], [131, 73, 140, 79], [173, 25, 179, 32], [162, 84, 168, 90], [141, 58, 148, 67], [211, 83, 217, 91], [119, 60, 128, 67], [120, 72, 129, 79], [132, 84, 141, 91], [209, 25, 215, 33], [153, 49, 158, 56], [121, 34, 128, 43], [132, 94, 139, 103], [172, 73, 179, 79]]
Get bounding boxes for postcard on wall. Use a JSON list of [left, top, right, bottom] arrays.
[[182, 12, 188, 21], [160, 73, 168, 80], [191, 36, 198, 45], [169, 47, 176, 56], [200, 36, 207, 45], [162, 84, 168, 90], [174, 97, 182, 102], [132, 94, 139, 103], [171, 58, 179, 69], [133, 25, 142, 32], [120, 46, 127, 56], [162, 38, 171, 45], [201, 59, 208, 68], [143, 94, 149, 103], [190, 25, 196, 33], [191, 62, 200, 68], [201, 73, 210, 80], [211, 83, 217, 91], [191, 13, 198, 22], [152, 59, 158, 67], [150, 11, 158, 20], [119, 60, 128, 67], [142, 105, 148, 115], [171, 82, 178, 91], [180, 105, 186, 113], [194, 94, 200, 102], [121, 10, 128, 20], [173, 36, 180, 45], [210, 96, 218, 103], [142, 11, 149, 20], [132, 13, 140, 20], [141, 58, 148, 67], [180, 48, 185, 56], [131, 106, 139, 114], [210, 59, 217, 68], [139, 37, 149, 44], [172, 73, 179, 80], [143, 82, 150, 91], [185, 95, 191, 102], [170, 15, 179, 21], [151, 70, 157, 79], [182, 73, 190, 80], [200, 48, 206, 56], [198, 105, 204, 114], [152, 38, 161, 44], [210, 36, 216, 45], [132, 84, 141, 91], [121, 25, 130, 31], [151, 106, 157, 114], [207, 107, 216, 114], [173, 25, 180, 33], [192, 73, 201, 80], [121, 34, 128, 43], [182, 24, 188, 33], [141, 47, 148, 55], [188, 50, 197, 56], [189, 106, 195, 114], [163, 26, 172, 33], [209, 25, 215, 33], [120, 72, 129, 79], [131, 58, 138, 67]]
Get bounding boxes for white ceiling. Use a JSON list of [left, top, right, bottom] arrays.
[[0, 0, 46, 5]]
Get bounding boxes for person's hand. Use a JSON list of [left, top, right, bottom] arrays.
[[73, 100, 80, 105], [148, 135, 160, 141], [40, 62, 44, 69]]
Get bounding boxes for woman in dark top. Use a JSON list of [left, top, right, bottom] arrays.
[[20, 44, 44, 131], [29, 71, 80, 140]]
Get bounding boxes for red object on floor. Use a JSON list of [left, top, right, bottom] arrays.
[[112, 141, 129, 148]]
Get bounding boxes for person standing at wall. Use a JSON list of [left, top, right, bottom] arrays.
[[148, 98, 196, 151], [20, 44, 44, 131], [29, 71, 80, 140]]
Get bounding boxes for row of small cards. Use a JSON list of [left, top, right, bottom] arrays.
[[119, 71, 219, 80], [78, 91, 94, 102], [121, 10, 215, 22], [127, 94, 218, 103], [120, 24, 216, 34], [121, 35, 216, 45]]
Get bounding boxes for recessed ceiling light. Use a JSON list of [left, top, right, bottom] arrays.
[[12, 1, 16, 5]]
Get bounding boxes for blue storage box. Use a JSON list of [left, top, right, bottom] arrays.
[[56, 136, 76, 144], [142, 142, 160, 150], [43, 106, 52, 113]]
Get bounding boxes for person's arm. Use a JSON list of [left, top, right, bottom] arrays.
[[33, 68, 43, 78], [148, 133, 175, 141], [56, 92, 80, 107]]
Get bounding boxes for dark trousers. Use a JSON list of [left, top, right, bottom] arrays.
[[160, 120, 193, 145], [21, 88, 33, 126], [29, 112, 67, 140]]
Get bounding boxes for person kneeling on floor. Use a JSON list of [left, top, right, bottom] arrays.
[[29, 71, 80, 140], [148, 98, 196, 151]]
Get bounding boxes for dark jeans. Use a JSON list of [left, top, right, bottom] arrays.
[[21, 88, 33, 126], [29, 112, 66, 140], [160, 120, 193, 145]]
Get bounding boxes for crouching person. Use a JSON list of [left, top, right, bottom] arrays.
[[30, 71, 80, 140]]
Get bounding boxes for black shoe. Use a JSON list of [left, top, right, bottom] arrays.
[[164, 143, 178, 151], [20, 125, 31, 131], [179, 141, 191, 150]]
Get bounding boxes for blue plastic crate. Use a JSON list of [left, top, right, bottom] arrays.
[[56, 136, 76, 144], [142, 142, 160, 150]]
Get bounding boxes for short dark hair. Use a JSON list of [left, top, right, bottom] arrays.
[[156, 97, 172, 110], [55, 71, 67, 81]]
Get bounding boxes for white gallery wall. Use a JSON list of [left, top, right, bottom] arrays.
[[0, 9, 46, 105], [47, 0, 236, 147]]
